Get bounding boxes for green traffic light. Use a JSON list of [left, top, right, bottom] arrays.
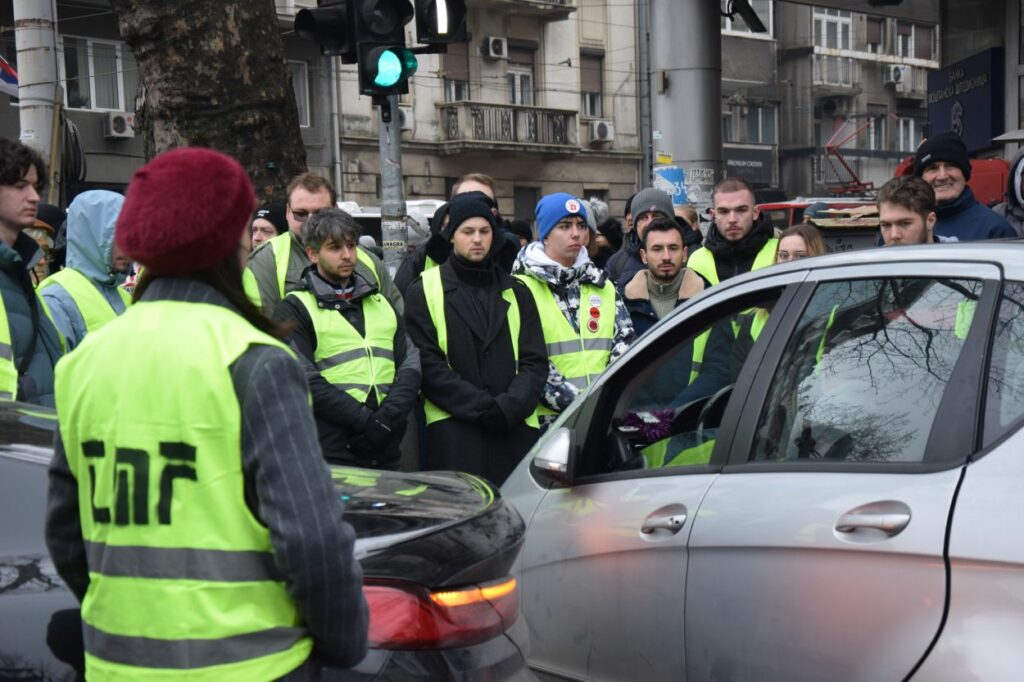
[[373, 48, 418, 88]]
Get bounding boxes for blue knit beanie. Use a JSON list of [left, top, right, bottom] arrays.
[[535, 192, 588, 242]]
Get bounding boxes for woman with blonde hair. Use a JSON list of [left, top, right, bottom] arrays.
[[776, 222, 827, 263]]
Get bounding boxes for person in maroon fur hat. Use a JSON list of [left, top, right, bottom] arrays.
[[45, 147, 368, 679]]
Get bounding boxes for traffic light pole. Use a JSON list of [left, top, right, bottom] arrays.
[[376, 95, 407, 278]]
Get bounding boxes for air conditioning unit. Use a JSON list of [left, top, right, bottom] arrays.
[[884, 64, 910, 90], [482, 36, 507, 60], [103, 111, 135, 139], [589, 119, 615, 144], [398, 105, 414, 133], [819, 97, 850, 118]]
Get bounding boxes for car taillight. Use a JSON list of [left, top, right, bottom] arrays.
[[363, 576, 519, 650]]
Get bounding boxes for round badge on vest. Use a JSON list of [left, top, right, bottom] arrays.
[[589, 295, 602, 307], [587, 319, 600, 333], [589, 307, 601, 319]]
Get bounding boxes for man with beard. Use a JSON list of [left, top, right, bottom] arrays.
[[685, 177, 777, 294], [622, 217, 689, 336]]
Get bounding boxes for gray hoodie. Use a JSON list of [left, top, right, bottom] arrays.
[[40, 191, 128, 350]]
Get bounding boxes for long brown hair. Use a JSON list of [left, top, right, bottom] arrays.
[[132, 250, 294, 340], [778, 223, 827, 259]]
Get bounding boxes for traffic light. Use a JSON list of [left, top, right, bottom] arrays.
[[358, 45, 418, 96], [414, 0, 467, 44], [294, 1, 356, 61]]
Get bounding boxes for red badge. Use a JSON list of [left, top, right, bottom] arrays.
[[589, 307, 601, 319], [587, 319, 600, 333]]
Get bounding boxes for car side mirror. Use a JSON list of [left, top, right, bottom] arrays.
[[530, 427, 575, 488]]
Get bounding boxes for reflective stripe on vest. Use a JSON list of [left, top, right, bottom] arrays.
[[267, 233, 380, 301], [290, 289, 397, 404], [420, 267, 539, 428], [0, 299, 17, 400], [39, 268, 130, 334], [687, 238, 779, 287], [516, 273, 616, 417], [55, 301, 312, 681]]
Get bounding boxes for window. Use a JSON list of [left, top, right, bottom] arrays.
[[866, 17, 883, 53], [751, 278, 982, 464], [580, 54, 603, 117], [896, 22, 914, 58], [898, 117, 918, 152], [746, 105, 776, 144], [721, 0, 773, 36], [507, 64, 533, 106], [867, 115, 886, 151], [442, 41, 470, 102], [722, 109, 735, 143], [444, 78, 470, 102], [984, 283, 1024, 446], [592, 289, 783, 476], [813, 8, 851, 50], [61, 36, 136, 111], [289, 61, 310, 128], [914, 25, 933, 61]]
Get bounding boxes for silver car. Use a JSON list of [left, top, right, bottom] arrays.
[[504, 243, 1024, 681]]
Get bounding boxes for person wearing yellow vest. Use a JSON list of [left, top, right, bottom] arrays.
[[275, 208, 420, 469], [512, 192, 635, 427], [406, 194, 546, 485], [683, 176, 778, 294], [38, 190, 131, 351], [245, 172, 403, 315], [45, 148, 367, 681], [0, 137, 63, 405]]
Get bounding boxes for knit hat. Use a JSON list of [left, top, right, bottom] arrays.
[[630, 187, 674, 221], [596, 218, 623, 252], [535, 192, 588, 242], [914, 132, 971, 180], [35, 203, 65, 231], [506, 218, 533, 243], [116, 148, 255, 275], [443, 192, 498, 241], [254, 202, 287, 235]]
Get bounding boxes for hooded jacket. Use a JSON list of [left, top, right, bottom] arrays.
[[603, 229, 642, 286], [933, 186, 1015, 241], [275, 266, 420, 470], [512, 242, 635, 417], [689, 212, 776, 289], [40, 191, 128, 350], [992, 152, 1024, 238], [0, 230, 63, 405]]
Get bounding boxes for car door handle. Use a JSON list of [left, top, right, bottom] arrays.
[[835, 510, 911, 536], [640, 513, 687, 534]]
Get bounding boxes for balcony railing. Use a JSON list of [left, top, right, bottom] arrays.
[[438, 101, 578, 155], [468, 0, 575, 18], [813, 55, 861, 87]]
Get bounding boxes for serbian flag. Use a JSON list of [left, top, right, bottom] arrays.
[[0, 56, 18, 98]]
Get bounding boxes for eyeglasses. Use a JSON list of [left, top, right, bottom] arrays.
[[290, 207, 319, 222], [776, 251, 808, 263]]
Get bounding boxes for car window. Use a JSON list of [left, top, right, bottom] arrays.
[[984, 281, 1024, 446], [750, 277, 982, 464], [590, 289, 784, 476]]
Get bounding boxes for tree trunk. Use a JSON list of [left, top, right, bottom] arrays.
[[110, 0, 307, 201]]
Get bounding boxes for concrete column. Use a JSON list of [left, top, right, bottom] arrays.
[[649, 0, 721, 215], [14, 0, 59, 165]]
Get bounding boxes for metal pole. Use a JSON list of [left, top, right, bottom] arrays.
[[377, 94, 406, 278], [649, 0, 721, 219], [327, 55, 343, 200], [636, 0, 652, 187], [14, 0, 58, 166]]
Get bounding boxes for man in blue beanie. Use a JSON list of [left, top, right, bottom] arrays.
[[512, 192, 635, 426], [913, 131, 1015, 241]]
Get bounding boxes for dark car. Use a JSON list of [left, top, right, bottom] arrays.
[[0, 403, 531, 681]]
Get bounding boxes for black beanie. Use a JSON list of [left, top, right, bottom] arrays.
[[914, 132, 971, 180], [596, 218, 623, 252], [443, 193, 498, 241], [254, 202, 288, 235]]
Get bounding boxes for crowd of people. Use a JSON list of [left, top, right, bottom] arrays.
[[0, 128, 1016, 678]]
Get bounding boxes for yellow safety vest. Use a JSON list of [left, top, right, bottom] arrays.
[[39, 268, 130, 334], [516, 273, 616, 418], [421, 267, 539, 428], [55, 300, 313, 681], [288, 289, 397, 404], [687, 238, 779, 287], [0, 298, 18, 400]]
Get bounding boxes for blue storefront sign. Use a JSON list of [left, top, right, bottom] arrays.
[[927, 48, 1004, 153]]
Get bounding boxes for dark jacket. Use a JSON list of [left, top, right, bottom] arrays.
[[45, 278, 367, 676], [394, 233, 451, 296], [276, 267, 420, 469], [0, 231, 63, 406], [405, 256, 547, 486], [604, 230, 643, 286], [935, 186, 1017, 241], [690, 212, 775, 288]]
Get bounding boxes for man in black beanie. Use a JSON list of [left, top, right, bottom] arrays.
[[913, 131, 1015, 241]]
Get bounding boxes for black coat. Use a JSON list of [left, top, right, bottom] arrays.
[[405, 258, 547, 485], [275, 267, 421, 469], [691, 212, 775, 287]]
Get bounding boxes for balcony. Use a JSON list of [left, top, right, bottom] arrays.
[[437, 101, 579, 156], [468, 0, 575, 19], [891, 65, 928, 101], [812, 55, 862, 96]]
